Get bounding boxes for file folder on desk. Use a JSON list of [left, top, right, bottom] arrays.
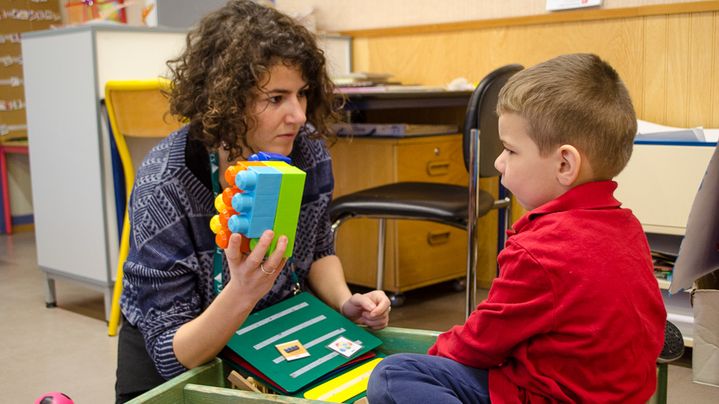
[[224, 292, 382, 394]]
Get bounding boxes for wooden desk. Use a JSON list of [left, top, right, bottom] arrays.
[[0, 140, 29, 234], [331, 134, 468, 295]]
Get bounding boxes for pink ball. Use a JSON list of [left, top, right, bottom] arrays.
[[34, 392, 74, 404]]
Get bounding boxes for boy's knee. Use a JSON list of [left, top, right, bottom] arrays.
[[368, 354, 405, 402], [368, 354, 422, 403], [367, 370, 385, 403], [367, 357, 392, 401]]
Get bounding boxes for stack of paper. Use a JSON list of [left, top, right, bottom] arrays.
[[636, 119, 719, 143], [333, 72, 394, 87], [333, 123, 458, 137]]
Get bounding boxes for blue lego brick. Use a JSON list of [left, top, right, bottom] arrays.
[[229, 165, 281, 238]]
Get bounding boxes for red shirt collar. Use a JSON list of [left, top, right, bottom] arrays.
[[511, 180, 622, 234]]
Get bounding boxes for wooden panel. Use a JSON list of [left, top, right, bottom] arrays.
[[329, 137, 396, 196], [333, 217, 399, 289], [351, 9, 719, 129], [666, 14, 691, 127], [356, 17, 644, 94], [330, 137, 396, 289], [643, 15, 668, 123], [338, 1, 719, 38], [687, 13, 714, 127]]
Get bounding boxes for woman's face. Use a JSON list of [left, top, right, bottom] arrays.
[[246, 64, 308, 156]]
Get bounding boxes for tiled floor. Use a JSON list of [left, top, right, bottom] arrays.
[[2, 231, 718, 403]]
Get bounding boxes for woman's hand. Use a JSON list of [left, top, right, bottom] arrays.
[[223, 230, 287, 302], [173, 230, 287, 369], [340, 290, 391, 330]]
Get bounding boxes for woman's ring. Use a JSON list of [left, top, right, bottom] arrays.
[[260, 263, 275, 275]]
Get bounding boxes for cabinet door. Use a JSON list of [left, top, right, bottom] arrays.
[[395, 136, 466, 184], [393, 136, 468, 289], [330, 138, 396, 288], [395, 221, 468, 289]]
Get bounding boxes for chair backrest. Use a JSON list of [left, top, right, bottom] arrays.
[[104, 78, 184, 336], [462, 64, 524, 176], [105, 78, 184, 196]]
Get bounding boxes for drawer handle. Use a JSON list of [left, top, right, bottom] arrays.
[[427, 160, 450, 176], [427, 231, 451, 246]]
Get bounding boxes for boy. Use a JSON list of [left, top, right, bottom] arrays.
[[367, 53, 666, 403]]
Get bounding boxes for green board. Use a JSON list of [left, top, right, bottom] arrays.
[[226, 293, 382, 394]]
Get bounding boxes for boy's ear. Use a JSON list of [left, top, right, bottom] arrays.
[[556, 145, 582, 186]]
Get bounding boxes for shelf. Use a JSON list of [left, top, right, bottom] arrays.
[[342, 90, 472, 110], [657, 278, 671, 290]]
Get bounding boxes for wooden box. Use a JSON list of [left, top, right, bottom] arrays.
[[128, 327, 440, 404]]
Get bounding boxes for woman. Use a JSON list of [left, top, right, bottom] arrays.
[[115, 1, 390, 401]]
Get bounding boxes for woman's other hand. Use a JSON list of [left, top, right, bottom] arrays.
[[340, 290, 391, 330]]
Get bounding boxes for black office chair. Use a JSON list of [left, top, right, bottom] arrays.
[[330, 64, 524, 312]]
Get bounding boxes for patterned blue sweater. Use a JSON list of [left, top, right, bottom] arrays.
[[120, 126, 335, 379]]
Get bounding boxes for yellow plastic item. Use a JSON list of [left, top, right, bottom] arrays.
[[105, 78, 184, 336], [303, 357, 383, 403], [214, 194, 226, 212], [209, 215, 222, 234]]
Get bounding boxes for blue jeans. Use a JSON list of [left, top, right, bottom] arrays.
[[367, 353, 490, 404]]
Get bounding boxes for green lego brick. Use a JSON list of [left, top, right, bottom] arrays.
[[263, 161, 306, 258]]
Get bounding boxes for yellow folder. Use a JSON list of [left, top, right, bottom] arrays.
[[303, 357, 383, 402]]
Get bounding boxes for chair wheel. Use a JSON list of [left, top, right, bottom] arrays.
[[389, 293, 406, 307], [451, 278, 466, 292], [659, 320, 685, 363]]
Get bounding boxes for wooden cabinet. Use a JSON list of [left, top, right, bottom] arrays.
[[331, 134, 480, 293]]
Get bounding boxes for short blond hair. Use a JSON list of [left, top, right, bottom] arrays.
[[497, 53, 636, 179]]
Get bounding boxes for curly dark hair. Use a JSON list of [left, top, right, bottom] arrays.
[[166, 0, 339, 160]]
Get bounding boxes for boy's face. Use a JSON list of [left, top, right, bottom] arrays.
[[494, 113, 566, 211], [246, 63, 309, 156]]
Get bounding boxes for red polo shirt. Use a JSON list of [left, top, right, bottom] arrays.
[[429, 181, 666, 403]]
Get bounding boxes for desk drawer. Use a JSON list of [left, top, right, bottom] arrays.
[[396, 221, 467, 290], [396, 136, 466, 184], [331, 134, 487, 293]]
